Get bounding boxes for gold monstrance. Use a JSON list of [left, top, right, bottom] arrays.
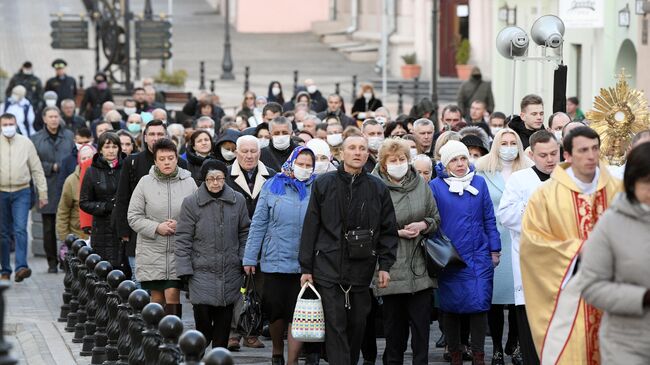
[[586, 68, 650, 166]]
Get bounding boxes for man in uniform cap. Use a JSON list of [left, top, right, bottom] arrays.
[[45, 59, 77, 107]]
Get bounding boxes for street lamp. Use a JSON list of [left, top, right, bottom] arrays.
[[221, 0, 235, 80], [619, 4, 631, 27]]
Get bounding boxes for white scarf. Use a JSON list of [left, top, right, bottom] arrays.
[[443, 171, 479, 196]]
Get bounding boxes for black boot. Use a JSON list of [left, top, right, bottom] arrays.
[[164, 303, 182, 319], [305, 352, 320, 365]]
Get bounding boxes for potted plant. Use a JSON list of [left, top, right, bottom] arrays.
[[455, 39, 472, 80], [400, 53, 421, 79], [153, 69, 188, 90]]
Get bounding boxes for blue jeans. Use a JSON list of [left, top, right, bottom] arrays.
[[0, 188, 32, 274], [128, 256, 140, 288]]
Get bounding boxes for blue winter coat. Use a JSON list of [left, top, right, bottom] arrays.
[[243, 175, 312, 273], [429, 163, 501, 313]]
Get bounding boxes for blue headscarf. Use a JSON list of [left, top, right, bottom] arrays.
[[268, 146, 316, 200]]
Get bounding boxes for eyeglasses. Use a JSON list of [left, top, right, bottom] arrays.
[[205, 177, 225, 183]]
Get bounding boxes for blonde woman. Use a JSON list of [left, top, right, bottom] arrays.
[[475, 128, 532, 364]]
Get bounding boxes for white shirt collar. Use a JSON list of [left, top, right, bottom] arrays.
[[566, 166, 600, 195]]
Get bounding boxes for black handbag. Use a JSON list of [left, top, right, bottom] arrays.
[[237, 274, 262, 337], [421, 230, 466, 277]]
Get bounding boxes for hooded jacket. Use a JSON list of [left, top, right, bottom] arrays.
[[127, 166, 197, 282], [507, 116, 543, 149], [459, 126, 490, 154], [213, 129, 241, 166], [56, 166, 87, 241], [299, 165, 398, 288], [372, 165, 439, 296], [579, 194, 650, 364]]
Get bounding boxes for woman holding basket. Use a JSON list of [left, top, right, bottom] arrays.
[[243, 146, 318, 365]]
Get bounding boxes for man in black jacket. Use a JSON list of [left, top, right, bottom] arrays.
[[299, 135, 398, 365], [259, 116, 297, 171], [112, 120, 187, 279], [508, 94, 545, 149]]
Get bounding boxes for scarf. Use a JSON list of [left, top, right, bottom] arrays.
[[268, 146, 315, 201], [154, 166, 179, 180], [443, 170, 479, 196]]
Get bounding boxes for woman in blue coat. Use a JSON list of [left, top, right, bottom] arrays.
[[428, 140, 501, 365], [243, 146, 316, 365]]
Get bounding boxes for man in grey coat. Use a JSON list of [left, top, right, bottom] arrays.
[[31, 106, 74, 272], [456, 67, 495, 118]]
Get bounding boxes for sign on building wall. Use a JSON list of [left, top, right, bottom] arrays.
[[559, 0, 604, 28]]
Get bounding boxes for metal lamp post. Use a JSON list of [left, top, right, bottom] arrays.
[[221, 0, 235, 80], [431, 0, 439, 118]]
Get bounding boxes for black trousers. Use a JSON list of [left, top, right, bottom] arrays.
[[42, 214, 58, 267], [361, 289, 379, 361], [193, 304, 234, 349], [381, 288, 432, 365], [444, 311, 487, 353], [488, 304, 519, 352], [316, 283, 370, 365], [515, 305, 540, 365]]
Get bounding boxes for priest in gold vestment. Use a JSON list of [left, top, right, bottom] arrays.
[[520, 127, 622, 365]]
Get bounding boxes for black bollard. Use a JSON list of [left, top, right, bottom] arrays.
[[116, 280, 137, 365], [73, 246, 93, 342], [397, 83, 404, 115], [199, 61, 206, 90], [157, 315, 183, 365], [65, 239, 87, 332], [0, 281, 18, 365], [335, 82, 340, 95], [91, 261, 113, 364], [79, 75, 84, 89], [352, 75, 358, 104], [179, 330, 207, 365], [104, 270, 126, 365], [141, 303, 164, 365], [413, 76, 419, 103], [81, 253, 102, 356], [203, 348, 234, 365], [127, 289, 150, 365], [293, 70, 299, 93], [244, 66, 250, 93], [59, 234, 78, 322], [210, 80, 216, 93]]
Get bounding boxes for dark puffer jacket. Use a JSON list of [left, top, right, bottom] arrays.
[[183, 146, 215, 185], [79, 153, 123, 266]]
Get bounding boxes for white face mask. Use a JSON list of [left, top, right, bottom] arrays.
[[363, 92, 372, 100], [367, 136, 384, 152], [221, 148, 236, 161], [75, 143, 83, 150], [45, 99, 57, 107], [258, 137, 270, 149], [296, 122, 305, 131], [271, 87, 281, 96], [410, 148, 418, 160], [11, 93, 22, 101], [124, 107, 137, 116], [272, 134, 291, 150], [293, 165, 313, 181], [2, 125, 17, 138], [387, 162, 409, 180], [204, 128, 215, 138], [554, 130, 563, 142], [327, 133, 343, 147], [314, 161, 330, 174], [307, 85, 317, 94], [499, 146, 518, 161], [491, 127, 502, 136], [375, 117, 386, 126]]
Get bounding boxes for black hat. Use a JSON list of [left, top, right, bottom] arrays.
[[52, 59, 67, 69], [461, 135, 489, 155], [22, 61, 33, 69], [200, 159, 228, 181]]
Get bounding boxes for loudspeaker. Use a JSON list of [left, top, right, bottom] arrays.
[[496, 26, 529, 59], [530, 15, 565, 48]]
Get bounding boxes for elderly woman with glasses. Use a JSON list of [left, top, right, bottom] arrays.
[[175, 159, 251, 349]]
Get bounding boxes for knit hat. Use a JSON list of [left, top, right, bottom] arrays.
[[440, 140, 470, 167], [201, 159, 228, 180]]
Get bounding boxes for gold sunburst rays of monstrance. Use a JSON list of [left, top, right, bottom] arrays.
[[586, 68, 650, 166]]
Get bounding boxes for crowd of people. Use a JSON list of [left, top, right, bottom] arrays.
[[1, 58, 649, 365]]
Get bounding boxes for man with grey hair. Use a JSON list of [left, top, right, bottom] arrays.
[[412, 154, 434, 183], [259, 116, 297, 171], [152, 108, 168, 124], [60, 98, 86, 132], [317, 93, 356, 128], [413, 118, 436, 158], [547, 112, 571, 143], [374, 107, 391, 126], [195, 116, 216, 138], [225, 134, 276, 350]]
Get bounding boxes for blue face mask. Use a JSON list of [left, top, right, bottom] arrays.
[[128, 123, 141, 133], [499, 146, 518, 161]]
